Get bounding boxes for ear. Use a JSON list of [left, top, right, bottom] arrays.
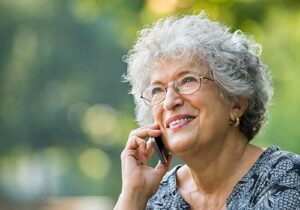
[[229, 97, 248, 120]]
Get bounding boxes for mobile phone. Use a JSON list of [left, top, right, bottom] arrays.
[[149, 136, 169, 164]]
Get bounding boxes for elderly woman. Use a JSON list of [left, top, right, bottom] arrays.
[[114, 12, 300, 209]]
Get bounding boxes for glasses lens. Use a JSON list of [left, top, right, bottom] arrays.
[[141, 73, 205, 106], [142, 85, 166, 105], [176, 74, 201, 94]]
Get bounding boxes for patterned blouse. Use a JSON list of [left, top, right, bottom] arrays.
[[146, 146, 300, 209]]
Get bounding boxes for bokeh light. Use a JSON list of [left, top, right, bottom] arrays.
[[81, 104, 118, 145], [1, 0, 300, 209], [78, 148, 111, 180], [0, 147, 69, 201], [147, 0, 178, 14]]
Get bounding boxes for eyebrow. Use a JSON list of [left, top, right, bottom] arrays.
[[150, 69, 198, 85], [177, 70, 197, 77]]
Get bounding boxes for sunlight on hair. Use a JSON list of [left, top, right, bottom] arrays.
[[240, 19, 265, 43], [78, 148, 110, 180]]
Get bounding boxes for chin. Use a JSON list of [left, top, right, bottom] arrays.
[[166, 134, 195, 154]]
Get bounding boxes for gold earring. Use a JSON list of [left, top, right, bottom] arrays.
[[229, 116, 240, 127]]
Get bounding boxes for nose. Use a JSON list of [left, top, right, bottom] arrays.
[[163, 85, 184, 110]]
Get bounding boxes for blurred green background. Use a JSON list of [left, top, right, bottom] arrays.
[[0, 0, 300, 208]]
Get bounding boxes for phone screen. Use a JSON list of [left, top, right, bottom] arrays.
[[150, 136, 169, 164]]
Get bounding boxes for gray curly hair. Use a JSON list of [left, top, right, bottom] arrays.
[[123, 12, 273, 141]]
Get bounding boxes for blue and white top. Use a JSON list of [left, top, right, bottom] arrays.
[[147, 146, 300, 210]]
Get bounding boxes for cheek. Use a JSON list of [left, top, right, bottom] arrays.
[[193, 93, 231, 125], [204, 103, 231, 132], [152, 106, 163, 124]]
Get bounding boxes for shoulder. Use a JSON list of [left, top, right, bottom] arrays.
[[228, 146, 300, 209], [249, 146, 300, 209], [146, 165, 189, 209], [265, 146, 300, 165], [257, 146, 300, 183]]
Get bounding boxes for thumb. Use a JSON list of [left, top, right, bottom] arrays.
[[154, 154, 173, 178]]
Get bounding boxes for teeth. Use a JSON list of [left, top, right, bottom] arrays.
[[169, 118, 194, 127]]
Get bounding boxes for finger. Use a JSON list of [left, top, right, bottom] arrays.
[[129, 123, 160, 136], [125, 132, 161, 152], [140, 123, 160, 129], [143, 139, 155, 160], [130, 123, 159, 134], [128, 128, 161, 143], [137, 140, 155, 165], [121, 148, 145, 169], [125, 136, 147, 152], [123, 136, 157, 165]]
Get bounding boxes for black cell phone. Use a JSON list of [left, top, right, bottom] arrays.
[[149, 136, 169, 165]]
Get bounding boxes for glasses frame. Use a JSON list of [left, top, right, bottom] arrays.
[[140, 74, 214, 106]]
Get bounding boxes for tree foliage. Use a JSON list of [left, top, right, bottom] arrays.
[[0, 0, 299, 203]]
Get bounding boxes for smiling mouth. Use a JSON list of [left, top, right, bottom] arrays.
[[167, 117, 195, 129]]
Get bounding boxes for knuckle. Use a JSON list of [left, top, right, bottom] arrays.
[[120, 150, 127, 160], [129, 130, 138, 138], [129, 130, 135, 136], [127, 135, 136, 144]]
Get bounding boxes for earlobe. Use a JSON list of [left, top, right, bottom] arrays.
[[229, 98, 248, 120], [229, 105, 242, 127], [232, 98, 249, 117], [229, 116, 240, 127]]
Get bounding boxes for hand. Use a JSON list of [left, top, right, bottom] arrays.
[[117, 124, 172, 208]]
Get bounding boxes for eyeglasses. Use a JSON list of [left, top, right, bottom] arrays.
[[140, 73, 214, 106]]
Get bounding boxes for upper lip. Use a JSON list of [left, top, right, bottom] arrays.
[[166, 114, 196, 128]]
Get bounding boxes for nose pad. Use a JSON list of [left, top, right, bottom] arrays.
[[163, 86, 183, 110]]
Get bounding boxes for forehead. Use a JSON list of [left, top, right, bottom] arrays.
[[150, 58, 208, 82]]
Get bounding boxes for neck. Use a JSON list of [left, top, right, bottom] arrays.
[[176, 130, 262, 195]]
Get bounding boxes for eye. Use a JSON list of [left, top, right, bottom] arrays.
[[151, 86, 164, 96], [180, 75, 198, 85]]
